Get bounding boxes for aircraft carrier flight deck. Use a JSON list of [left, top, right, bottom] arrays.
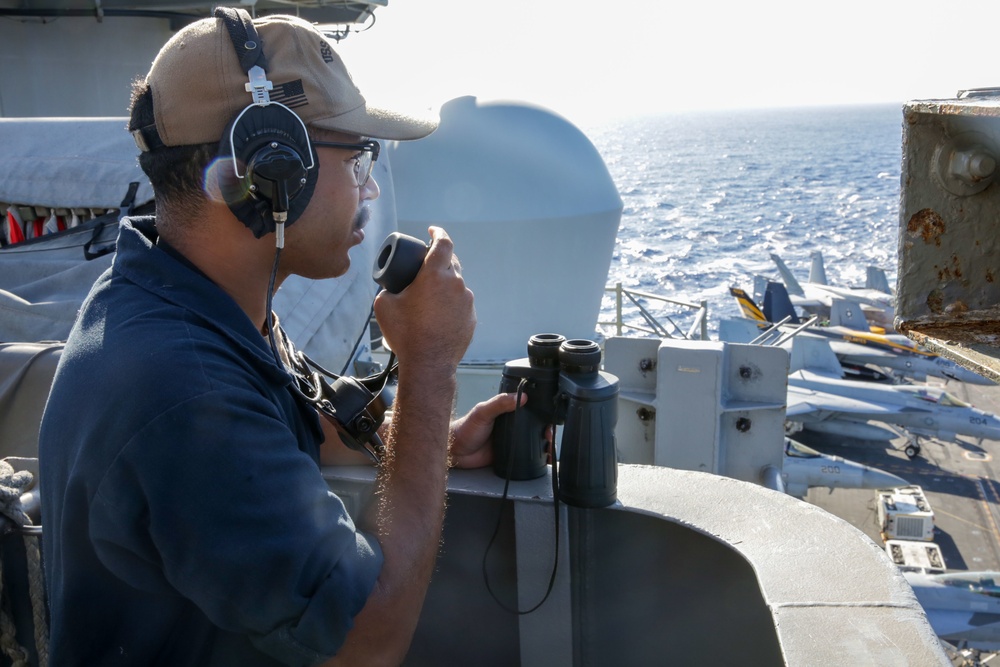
[[800, 378, 1000, 573]]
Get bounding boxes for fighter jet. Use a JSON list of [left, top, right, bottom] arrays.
[[904, 570, 1000, 651], [769, 251, 894, 330], [808, 250, 894, 296], [715, 320, 999, 456], [734, 281, 902, 343], [781, 438, 908, 498], [729, 283, 992, 386], [785, 337, 1000, 458]]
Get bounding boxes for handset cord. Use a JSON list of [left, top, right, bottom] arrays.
[[264, 246, 336, 404], [481, 378, 561, 615], [264, 245, 387, 391], [340, 294, 378, 376], [265, 246, 287, 376]]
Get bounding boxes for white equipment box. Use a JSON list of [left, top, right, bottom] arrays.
[[876, 486, 936, 542], [885, 539, 946, 574]]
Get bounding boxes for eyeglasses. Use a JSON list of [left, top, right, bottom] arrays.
[[311, 139, 381, 187]]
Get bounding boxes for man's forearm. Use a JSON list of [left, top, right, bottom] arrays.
[[323, 364, 456, 666]]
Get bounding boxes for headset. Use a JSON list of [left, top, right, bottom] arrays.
[[215, 7, 318, 240], [210, 7, 400, 463]]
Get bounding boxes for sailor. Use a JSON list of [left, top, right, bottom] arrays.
[[39, 8, 519, 665]]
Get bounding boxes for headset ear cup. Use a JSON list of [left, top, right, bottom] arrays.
[[218, 104, 318, 238]]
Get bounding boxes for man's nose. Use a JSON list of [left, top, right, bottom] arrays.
[[362, 174, 380, 202]]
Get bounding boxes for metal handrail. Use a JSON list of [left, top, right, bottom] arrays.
[[599, 283, 709, 340]]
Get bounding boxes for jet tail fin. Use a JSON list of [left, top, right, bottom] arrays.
[[729, 286, 768, 322], [789, 336, 844, 376], [809, 251, 828, 285], [763, 281, 800, 324], [752, 274, 768, 305], [829, 298, 871, 331], [769, 253, 806, 296], [866, 266, 892, 294]]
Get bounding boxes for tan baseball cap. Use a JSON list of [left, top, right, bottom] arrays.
[[144, 13, 437, 147]]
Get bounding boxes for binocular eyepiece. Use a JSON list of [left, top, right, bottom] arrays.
[[493, 333, 619, 508]]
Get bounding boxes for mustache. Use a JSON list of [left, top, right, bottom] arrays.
[[354, 206, 371, 231]]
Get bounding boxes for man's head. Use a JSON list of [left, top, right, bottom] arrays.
[[128, 9, 435, 236]]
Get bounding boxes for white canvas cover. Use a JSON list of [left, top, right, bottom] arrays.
[[0, 117, 392, 375]]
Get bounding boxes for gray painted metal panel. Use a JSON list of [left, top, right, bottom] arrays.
[[606, 337, 787, 488], [325, 464, 949, 665]]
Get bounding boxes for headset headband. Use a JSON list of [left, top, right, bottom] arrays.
[[213, 6, 317, 238], [214, 7, 268, 74]]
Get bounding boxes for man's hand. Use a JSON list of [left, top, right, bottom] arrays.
[[449, 392, 526, 469], [373, 226, 475, 375]]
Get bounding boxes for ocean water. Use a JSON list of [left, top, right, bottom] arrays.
[[585, 104, 904, 335]]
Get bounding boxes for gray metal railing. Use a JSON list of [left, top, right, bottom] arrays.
[[600, 283, 709, 340]]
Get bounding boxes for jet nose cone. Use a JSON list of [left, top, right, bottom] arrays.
[[976, 413, 1000, 440], [861, 467, 909, 491], [969, 374, 994, 386], [952, 368, 995, 386]]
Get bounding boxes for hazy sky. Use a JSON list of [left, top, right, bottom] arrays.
[[332, 0, 1000, 126]]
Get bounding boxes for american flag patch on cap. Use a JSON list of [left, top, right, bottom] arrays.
[[271, 80, 308, 108]]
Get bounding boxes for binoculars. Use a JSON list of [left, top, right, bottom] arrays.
[[493, 333, 619, 508]]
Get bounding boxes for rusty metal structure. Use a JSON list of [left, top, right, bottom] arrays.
[[896, 89, 1000, 382]]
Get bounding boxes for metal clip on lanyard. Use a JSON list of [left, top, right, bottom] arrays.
[[285, 232, 428, 463]]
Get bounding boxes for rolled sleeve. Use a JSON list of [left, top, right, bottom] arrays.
[[252, 530, 382, 665]]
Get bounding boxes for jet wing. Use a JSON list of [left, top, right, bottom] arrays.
[[826, 339, 895, 360], [786, 385, 904, 422]]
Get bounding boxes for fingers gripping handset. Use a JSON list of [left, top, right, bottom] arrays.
[[373, 227, 476, 371]]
